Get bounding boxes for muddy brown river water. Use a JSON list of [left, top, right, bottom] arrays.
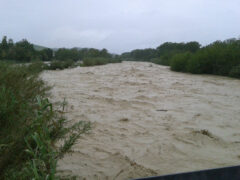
[[42, 61, 240, 179]]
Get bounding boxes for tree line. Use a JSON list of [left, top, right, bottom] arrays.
[[0, 36, 114, 63], [0, 36, 53, 62], [170, 38, 240, 78], [120, 38, 240, 78], [55, 47, 111, 61], [121, 41, 201, 65], [1, 35, 240, 78]]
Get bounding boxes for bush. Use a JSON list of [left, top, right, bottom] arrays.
[[0, 62, 90, 179], [122, 41, 201, 65], [48, 60, 75, 70], [150, 57, 169, 66], [83, 57, 121, 66], [27, 61, 48, 74], [169, 39, 240, 78], [170, 52, 192, 72], [229, 65, 240, 78]]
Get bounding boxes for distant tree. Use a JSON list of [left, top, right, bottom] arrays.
[[8, 39, 14, 48], [1, 36, 8, 50], [55, 48, 80, 61], [99, 48, 111, 58], [169, 38, 240, 78], [121, 52, 131, 58], [185, 41, 201, 52], [121, 48, 157, 61], [39, 48, 53, 61], [14, 39, 35, 62], [120, 41, 201, 65], [88, 48, 100, 57]]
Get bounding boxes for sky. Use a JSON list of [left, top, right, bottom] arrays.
[[0, 0, 239, 54]]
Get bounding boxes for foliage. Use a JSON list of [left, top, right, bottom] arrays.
[[0, 36, 113, 64], [229, 65, 240, 78], [55, 48, 80, 61], [0, 36, 53, 62], [82, 57, 121, 66], [54, 48, 111, 62], [170, 52, 192, 72], [38, 48, 53, 61], [121, 41, 201, 65], [156, 41, 200, 56], [27, 61, 49, 74], [169, 38, 240, 78], [121, 48, 157, 61], [0, 62, 90, 179], [48, 60, 75, 70]]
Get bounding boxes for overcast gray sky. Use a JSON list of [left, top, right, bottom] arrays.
[[0, 0, 239, 53]]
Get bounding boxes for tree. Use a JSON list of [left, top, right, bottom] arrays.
[[100, 48, 110, 58], [1, 36, 8, 50], [14, 39, 36, 62], [8, 39, 14, 48], [39, 48, 53, 61]]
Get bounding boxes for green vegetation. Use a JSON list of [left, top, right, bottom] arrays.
[[170, 52, 192, 72], [229, 65, 240, 78], [0, 36, 53, 62], [54, 48, 111, 62], [82, 57, 121, 66], [2, 35, 240, 78], [0, 36, 118, 67], [48, 60, 75, 70], [121, 41, 200, 65], [121, 48, 157, 62], [0, 62, 90, 179], [170, 38, 240, 78], [121, 38, 240, 79]]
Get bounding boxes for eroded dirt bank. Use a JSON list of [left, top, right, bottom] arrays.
[[42, 61, 240, 179]]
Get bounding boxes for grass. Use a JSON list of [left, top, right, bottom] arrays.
[[0, 61, 90, 179]]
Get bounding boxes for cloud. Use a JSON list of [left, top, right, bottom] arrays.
[[50, 28, 112, 47], [0, 0, 239, 53]]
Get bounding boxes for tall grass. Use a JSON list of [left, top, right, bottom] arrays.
[[0, 62, 90, 179]]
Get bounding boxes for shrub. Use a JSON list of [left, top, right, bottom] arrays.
[[150, 57, 169, 66], [83, 57, 121, 66], [170, 52, 191, 72], [48, 60, 75, 70], [169, 39, 240, 78], [27, 61, 48, 74], [229, 65, 240, 78], [0, 62, 90, 179]]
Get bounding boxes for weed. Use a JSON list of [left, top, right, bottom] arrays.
[[0, 62, 90, 179]]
